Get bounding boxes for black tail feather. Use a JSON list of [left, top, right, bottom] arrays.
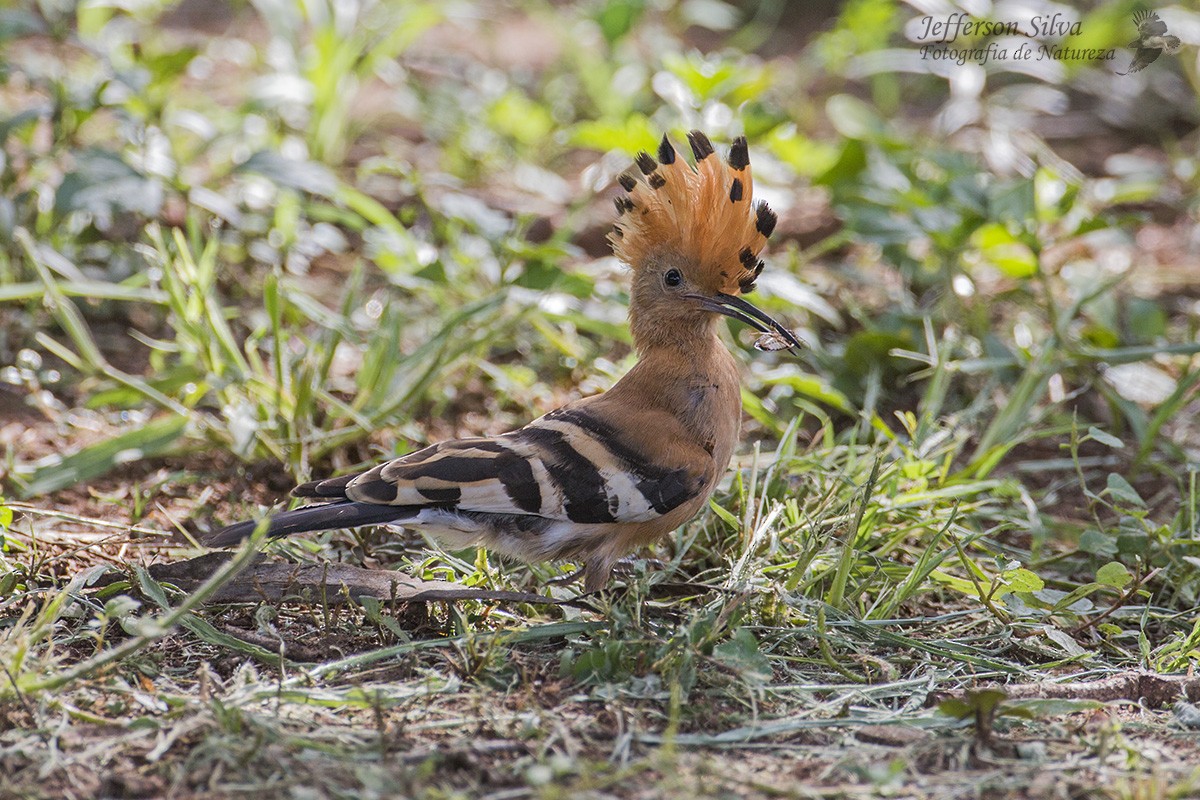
[[203, 501, 417, 547], [292, 473, 356, 498]]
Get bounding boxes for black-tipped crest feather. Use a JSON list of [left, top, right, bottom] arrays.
[[729, 178, 743, 202], [687, 130, 714, 161], [657, 134, 676, 165], [728, 136, 749, 170], [755, 202, 777, 237]]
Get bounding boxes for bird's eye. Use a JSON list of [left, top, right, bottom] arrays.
[[664, 268, 683, 287]]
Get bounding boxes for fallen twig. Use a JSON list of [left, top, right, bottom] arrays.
[[947, 671, 1200, 709], [141, 552, 599, 611]]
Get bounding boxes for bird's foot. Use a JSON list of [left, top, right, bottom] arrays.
[[547, 563, 588, 586], [547, 558, 667, 591], [612, 557, 667, 577]]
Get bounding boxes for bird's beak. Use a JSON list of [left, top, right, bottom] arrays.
[[684, 292, 803, 351]]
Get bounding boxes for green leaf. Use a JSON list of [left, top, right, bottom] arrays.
[[842, 330, 914, 378], [488, 90, 554, 146], [1043, 626, 1087, 657], [1116, 531, 1149, 555], [1125, 297, 1168, 344], [1006, 698, 1104, 717], [938, 689, 1008, 721], [1104, 473, 1145, 508], [595, 0, 645, 44], [712, 629, 772, 684], [514, 259, 566, 292], [825, 94, 881, 140], [126, 716, 161, 732], [762, 371, 854, 414], [85, 365, 207, 410], [360, 596, 408, 640], [1003, 568, 1044, 594], [55, 149, 164, 218], [1087, 426, 1124, 449], [937, 698, 972, 719], [987, 179, 1036, 226], [1035, 587, 1095, 614], [813, 138, 867, 187], [766, 129, 840, 179], [0, 280, 167, 305], [970, 223, 1037, 278], [237, 150, 338, 197], [998, 706, 1036, 720], [1096, 561, 1132, 589], [569, 115, 658, 155], [141, 46, 199, 85], [1079, 529, 1118, 556], [0, 107, 44, 141]]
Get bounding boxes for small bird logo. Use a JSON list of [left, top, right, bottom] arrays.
[[206, 132, 802, 592], [1119, 9, 1181, 74]]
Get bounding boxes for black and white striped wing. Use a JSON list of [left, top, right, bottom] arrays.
[[317, 409, 709, 525]]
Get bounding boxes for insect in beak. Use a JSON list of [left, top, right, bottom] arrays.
[[684, 292, 803, 352]]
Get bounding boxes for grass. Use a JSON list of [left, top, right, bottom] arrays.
[[4, 0, 1200, 797]]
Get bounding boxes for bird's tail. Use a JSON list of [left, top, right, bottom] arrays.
[[203, 501, 416, 547]]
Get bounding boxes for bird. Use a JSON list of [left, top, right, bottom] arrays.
[[204, 130, 802, 592], [1119, 9, 1181, 75]]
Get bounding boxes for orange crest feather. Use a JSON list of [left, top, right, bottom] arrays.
[[608, 131, 776, 295]]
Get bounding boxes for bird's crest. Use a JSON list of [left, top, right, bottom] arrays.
[[609, 131, 776, 295]]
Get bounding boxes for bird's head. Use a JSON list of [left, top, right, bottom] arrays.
[[609, 130, 802, 353]]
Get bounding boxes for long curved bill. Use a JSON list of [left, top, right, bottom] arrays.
[[685, 292, 803, 352]]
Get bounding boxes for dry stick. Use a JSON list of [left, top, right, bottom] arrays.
[[18, 529, 265, 694], [218, 625, 324, 663], [952, 671, 1200, 709], [148, 554, 599, 611], [1069, 567, 1162, 636]]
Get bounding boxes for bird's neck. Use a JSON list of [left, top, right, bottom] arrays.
[[634, 328, 729, 372], [628, 305, 722, 354], [627, 315, 733, 393]]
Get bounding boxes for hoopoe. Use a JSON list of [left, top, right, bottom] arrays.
[[205, 131, 801, 591]]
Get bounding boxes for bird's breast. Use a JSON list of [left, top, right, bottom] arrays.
[[676, 366, 741, 475]]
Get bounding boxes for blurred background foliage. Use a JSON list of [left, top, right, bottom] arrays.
[[2, 0, 1200, 619]]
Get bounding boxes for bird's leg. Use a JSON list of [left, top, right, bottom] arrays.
[[583, 558, 616, 593]]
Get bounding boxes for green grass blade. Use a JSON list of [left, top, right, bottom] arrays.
[[18, 416, 188, 498]]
